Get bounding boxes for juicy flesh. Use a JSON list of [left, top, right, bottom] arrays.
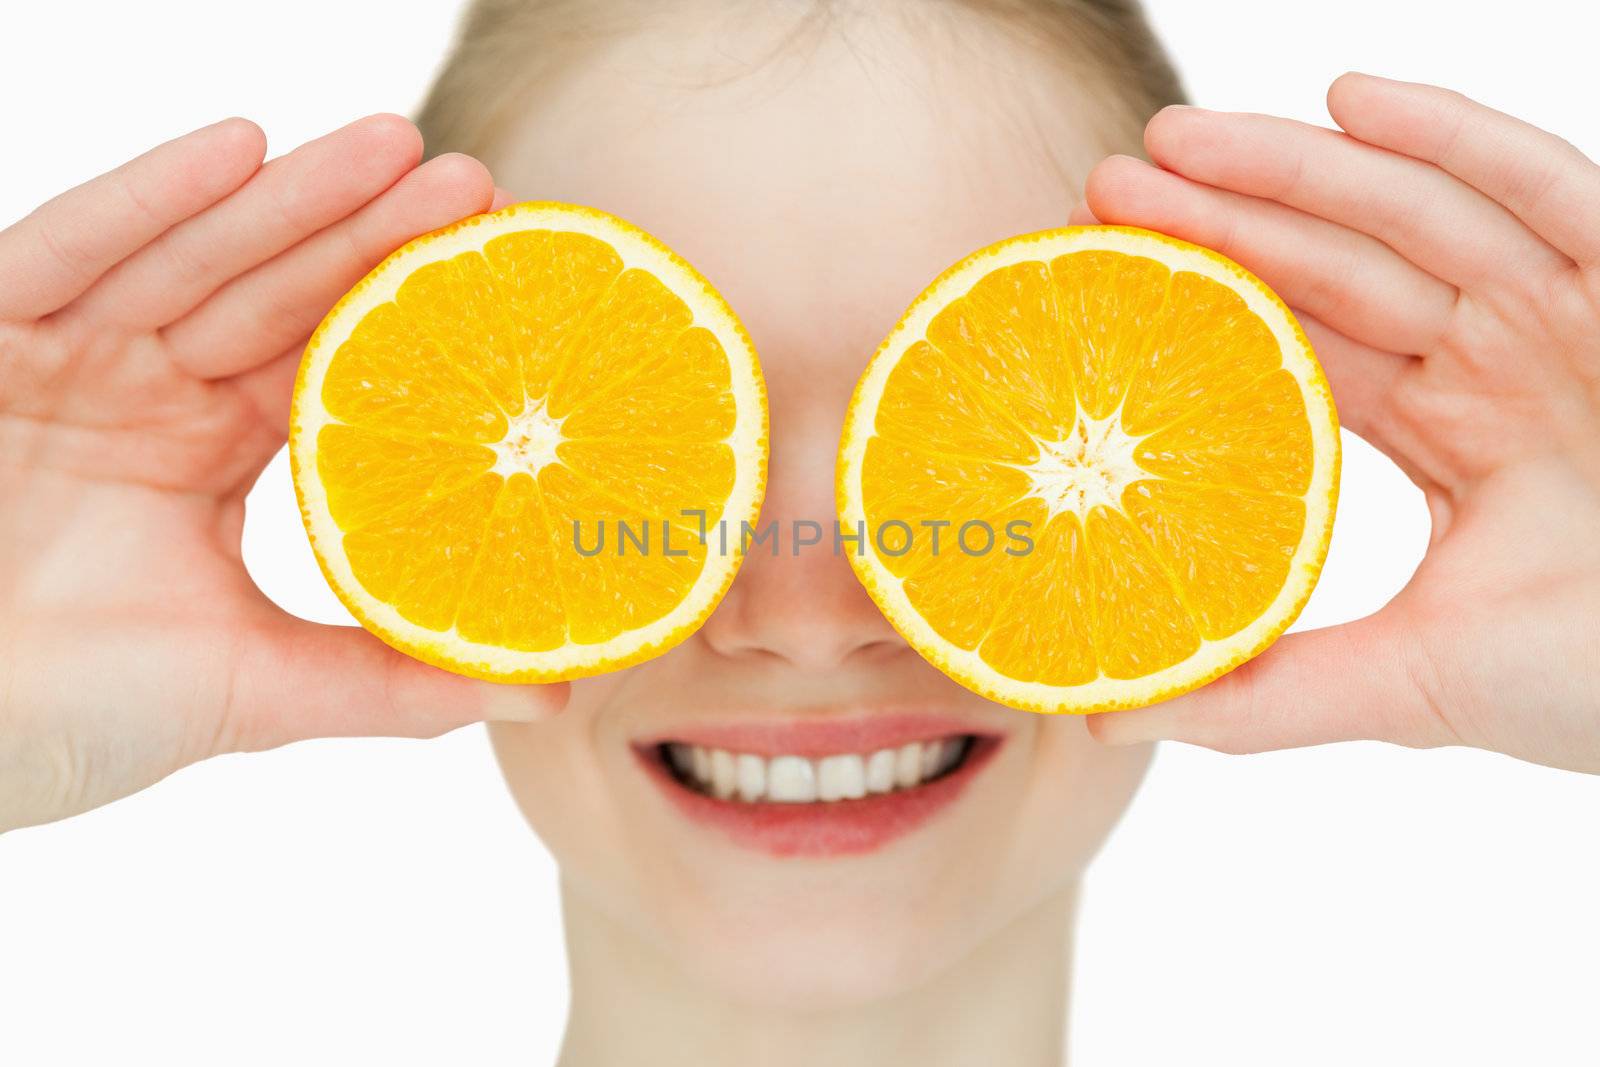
[[863, 251, 1313, 684], [316, 230, 738, 648]]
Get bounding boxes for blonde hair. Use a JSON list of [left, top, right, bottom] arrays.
[[416, 0, 1185, 162]]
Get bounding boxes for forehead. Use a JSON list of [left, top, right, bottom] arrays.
[[488, 5, 1113, 385]]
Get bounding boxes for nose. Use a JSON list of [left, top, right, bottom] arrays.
[[697, 419, 906, 670]]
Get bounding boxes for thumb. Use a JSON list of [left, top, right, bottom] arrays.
[[1086, 614, 1452, 755], [223, 613, 569, 753], [1069, 200, 1100, 225]]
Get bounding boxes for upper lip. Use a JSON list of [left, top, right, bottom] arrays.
[[631, 709, 1006, 758]]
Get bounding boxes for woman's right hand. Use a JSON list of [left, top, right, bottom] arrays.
[[0, 116, 567, 834]]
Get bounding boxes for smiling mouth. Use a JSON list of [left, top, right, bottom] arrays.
[[657, 735, 977, 803], [632, 718, 1001, 857]]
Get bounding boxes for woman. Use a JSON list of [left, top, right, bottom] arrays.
[[2, 1, 1598, 1062]]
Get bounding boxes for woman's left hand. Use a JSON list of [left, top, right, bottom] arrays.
[[1075, 73, 1600, 773]]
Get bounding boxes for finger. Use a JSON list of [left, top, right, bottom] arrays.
[[1289, 313, 1446, 496], [490, 186, 517, 211], [1081, 168, 1423, 473], [1329, 72, 1600, 267], [75, 114, 423, 331], [1086, 614, 1454, 754], [1080, 164, 1425, 472], [203, 346, 304, 497], [165, 152, 494, 379], [1291, 310, 1417, 452], [1143, 104, 1569, 293], [230, 345, 302, 446], [224, 612, 569, 753], [0, 117, 265, 321], [1084, 154, 1457, 355]]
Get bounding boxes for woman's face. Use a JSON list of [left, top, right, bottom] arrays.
[[483, 6, 1152, 1008]]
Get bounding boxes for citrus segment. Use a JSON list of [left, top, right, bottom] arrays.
[[1053, 250, 1172, 420], [546, 268, 694, 419], [316, 424, 495, 531], [321, 301, 505, 442], [977, 512, 1097, 687], [924, 261, 1074, 438], [454, 474, 566, 652], [291, 202, 767, 682], [837, 226, 1338, 713], [1123, 480, 1304, 640], [342, 474, 503, 633], [1082, 506, 1201, 679], [561, 327, 736, 442], [1119, 270, 1283, 435], [483, 230, 620, 401], [872, 341, 1037, 462], [535, 463, 711, 645], [1133, 369, 1313, 495], [395, 253, 524, 413]]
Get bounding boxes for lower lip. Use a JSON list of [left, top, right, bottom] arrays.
[[632, 737, 1001, 858]]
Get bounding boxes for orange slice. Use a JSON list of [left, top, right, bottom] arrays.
[[836, 226, 1339, 713], [291, 203, 767, 682]]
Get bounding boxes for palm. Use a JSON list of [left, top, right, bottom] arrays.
[[1082, 74, 1600, 772], [19, 332, 266, 489], [1389, 268, 1600, 762], [0, 115, 560, 832]]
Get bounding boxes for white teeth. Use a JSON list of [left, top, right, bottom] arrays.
[[817, 754, 866, 801], [767, 756, 817, 803], [736, 753, 765, 802], [663, 737, 973, 804], [894, 742, 922, 789], [865, 748, 896, 794], [710, 748, 737, 800]]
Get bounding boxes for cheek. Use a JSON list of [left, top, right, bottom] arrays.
[[1012, 717, 1153, 889], [487, 677, 624, 872]]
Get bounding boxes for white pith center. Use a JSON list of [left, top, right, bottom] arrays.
[[491, 399, 565, 477], [1022, 410, 1147, 520]]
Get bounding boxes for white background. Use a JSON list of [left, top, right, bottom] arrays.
[[3, 2, 1599, 1064]]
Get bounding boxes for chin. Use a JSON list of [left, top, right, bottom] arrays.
[[489, 676, 1153, 1010], [657, 890, 993, 1010]]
